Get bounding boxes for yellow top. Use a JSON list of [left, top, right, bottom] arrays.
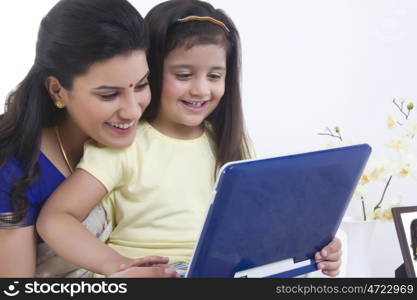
[[78, 121, 216, 265]]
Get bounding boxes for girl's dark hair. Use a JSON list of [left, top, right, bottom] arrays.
[[0, 0, 148, 224], [144, 0, 251, 173]]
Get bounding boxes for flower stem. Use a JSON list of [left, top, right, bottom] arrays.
[[393, 98, 409, 120], [373, 175, 393, 211], [317, 127, 343, 141], [361, 198, 367, 221]]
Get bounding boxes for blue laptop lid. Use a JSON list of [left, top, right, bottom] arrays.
[[186, 144, 371, 277]]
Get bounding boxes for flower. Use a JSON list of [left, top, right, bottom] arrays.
[[387, 115, 397, 129], [318, 98, 416, 221]]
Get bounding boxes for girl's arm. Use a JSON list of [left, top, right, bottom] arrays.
[[315, 237, 342, 276], [0, 226, 36, 277], [37, 169, 153, 277]]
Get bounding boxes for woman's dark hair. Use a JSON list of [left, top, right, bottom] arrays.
[[0, 0, 148, 224], [144, 0, 251, 174]]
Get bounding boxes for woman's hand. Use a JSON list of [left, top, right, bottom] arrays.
[[315, 237, 342, 277]]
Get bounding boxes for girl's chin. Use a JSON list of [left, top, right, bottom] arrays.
[[179, 116, 208, 127]]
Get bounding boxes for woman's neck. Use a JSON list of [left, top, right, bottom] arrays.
[[56, 117, 89, 166]]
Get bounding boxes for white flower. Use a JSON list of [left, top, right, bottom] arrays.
[[403, 120, 417, 137], [370, 197, 402, 221], [353, 184, 365, 199], [393, 152, 416, 178], [319, 99, 417, 222], [386, 137, 410, 151]]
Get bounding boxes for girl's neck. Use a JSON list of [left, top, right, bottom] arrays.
[[150, 118, 204, 140]]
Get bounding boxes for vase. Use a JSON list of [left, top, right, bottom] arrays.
[[340, 217, 377, 277]]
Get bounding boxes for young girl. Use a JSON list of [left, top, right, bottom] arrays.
[[0, 0, 175, 278], [38, 0, 342, 277]]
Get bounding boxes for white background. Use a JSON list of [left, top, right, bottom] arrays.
[[1, 0, 417, 277]]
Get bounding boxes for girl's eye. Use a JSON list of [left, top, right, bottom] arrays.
[[208, 73, 222, 80], [134, 82, 149, 91], [100, 93, 118, 100], [176, 73, 192, 79]]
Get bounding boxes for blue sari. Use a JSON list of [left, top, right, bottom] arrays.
[[0, 152, 64, 230], [0, 152, 111, 277]]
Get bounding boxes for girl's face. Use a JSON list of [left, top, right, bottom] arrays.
[[154, 44, 226, 138], [61, 50, 150, 148]]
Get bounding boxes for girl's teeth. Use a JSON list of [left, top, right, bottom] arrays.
[[185, 101, 204, 107]]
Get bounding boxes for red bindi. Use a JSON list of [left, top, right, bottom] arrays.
[[129, 84, 133, 88]]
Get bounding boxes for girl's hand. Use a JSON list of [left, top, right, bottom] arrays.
[[315, 237, 342, 277], [108, 256, 178, 278], [118, 256, 170, 270], [108, 265, 178, 278]]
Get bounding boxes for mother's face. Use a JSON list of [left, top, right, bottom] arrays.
[[50, 50, 150, 148]]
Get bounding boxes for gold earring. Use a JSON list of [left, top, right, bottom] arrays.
[[55, 101, 64, 109]]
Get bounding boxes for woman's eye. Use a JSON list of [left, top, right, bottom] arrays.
[[100, 93, 118, 100]]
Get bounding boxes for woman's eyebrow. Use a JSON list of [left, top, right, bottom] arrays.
[[93, 70, 150, 90]]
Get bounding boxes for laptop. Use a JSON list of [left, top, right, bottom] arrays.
[[182, 144, 371, 278]]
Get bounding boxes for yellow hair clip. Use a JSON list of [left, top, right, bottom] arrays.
[[177, 16, 230, 33]]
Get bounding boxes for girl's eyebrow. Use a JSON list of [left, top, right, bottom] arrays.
[[169, 64, 226, 71], [93, 70, 150, 90], [212, 66, 226, 71]]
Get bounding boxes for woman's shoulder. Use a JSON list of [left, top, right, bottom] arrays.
[[0, 153, 64, 215]]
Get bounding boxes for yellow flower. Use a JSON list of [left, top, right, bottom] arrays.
[[398, 163, 411, 178], [371, 208, 382, 220], [371, 207, 393, 221], [383, 208, 393, 220], [361, 174, 370, 184], [369, 167, 386, 181], [400, 168, 409, 176], [387, 115, 397, 129]]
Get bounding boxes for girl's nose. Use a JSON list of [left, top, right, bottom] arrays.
[[190, 77, 210, 98]]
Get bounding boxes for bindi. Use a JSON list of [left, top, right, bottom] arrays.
[[129, 84, 134, 88]]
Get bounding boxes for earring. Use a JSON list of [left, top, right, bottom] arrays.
[[55, 101, 64, 109]]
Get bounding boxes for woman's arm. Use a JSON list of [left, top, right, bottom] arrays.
[[37, 169, 140, 276], [0, 226, 36, 277]]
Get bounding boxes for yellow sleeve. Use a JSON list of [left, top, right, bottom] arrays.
[[76, 140, 130, 193], [101, 194, 116, 226]]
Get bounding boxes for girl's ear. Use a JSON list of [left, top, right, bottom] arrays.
[[45, 76, 69, 108]]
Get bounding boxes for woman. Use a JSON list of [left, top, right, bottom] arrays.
[[0, 0, 176, 278]]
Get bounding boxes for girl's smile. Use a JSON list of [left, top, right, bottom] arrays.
[[180, 99, 210, 112], [152, 44, 227, 139]]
